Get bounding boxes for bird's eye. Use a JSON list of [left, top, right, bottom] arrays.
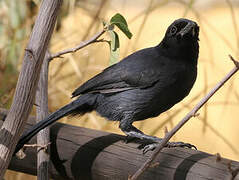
[[170, 26, 177, 35]]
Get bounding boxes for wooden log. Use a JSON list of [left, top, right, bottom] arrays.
[[0, 108, 238, 180], [0, 0, 62, 177]]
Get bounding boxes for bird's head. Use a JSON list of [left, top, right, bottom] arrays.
[[160, 18, 199, 60], [166, 18, 199, 41]]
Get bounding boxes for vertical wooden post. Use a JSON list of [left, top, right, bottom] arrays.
[[0, 0, 62, 178], [36, 52, 50, 180]]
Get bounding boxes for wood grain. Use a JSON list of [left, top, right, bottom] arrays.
[[0, 108, 238, 180], [36, 52, 50, 180], [0, 0, 62, 178]]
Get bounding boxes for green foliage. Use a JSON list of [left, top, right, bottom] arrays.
[[110, 13, 133, 39], [108, 30, 120, 65], [105, 13, 133, 65]]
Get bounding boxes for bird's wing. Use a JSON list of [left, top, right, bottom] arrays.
[[72, 47, 177, 98]]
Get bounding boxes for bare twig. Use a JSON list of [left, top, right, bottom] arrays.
[[0, 0, 62, 178], [130, 55, 239, 180], [215, 153, 222, 162], [49, 29, 106, 61], [35, 51, 50, 180], [230, 55, 239, 67], [23, 143, 51, 150]]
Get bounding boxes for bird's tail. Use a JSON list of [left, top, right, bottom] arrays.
[[15, 94, 96, 154]]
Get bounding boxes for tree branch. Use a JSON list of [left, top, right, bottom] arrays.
[[130, 55, 239, 180], [49, 29, 106, 61], [0, 0, 62, 178], [35, 52, 50, 180]]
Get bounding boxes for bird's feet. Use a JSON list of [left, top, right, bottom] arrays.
[[119, 123, 196, 154], [138, 141, 197, 154], [124, 135, 138, 144]]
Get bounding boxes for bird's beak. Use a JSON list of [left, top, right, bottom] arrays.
[[178, 22, 198, 38]]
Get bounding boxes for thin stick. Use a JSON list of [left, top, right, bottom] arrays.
[[0, 0, 62, 177], [130, 55, 239, 180], [35, 52, 50, 180], [49, 29, 106, 61]]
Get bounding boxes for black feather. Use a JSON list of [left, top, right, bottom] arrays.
[[15, 18, 200, 153]]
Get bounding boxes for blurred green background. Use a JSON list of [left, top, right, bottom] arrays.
[[0, 0, 239, 179]]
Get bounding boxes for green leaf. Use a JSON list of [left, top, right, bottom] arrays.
[[110, 13, 132, 39], [108, 30, 120, 65]]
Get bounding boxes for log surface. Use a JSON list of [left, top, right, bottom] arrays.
[[0, 108, 238, 180]]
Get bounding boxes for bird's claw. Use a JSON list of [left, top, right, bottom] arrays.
[[142, 143, 158, 154], [139, 141, 197, 154], [166, 141, 197, 150]]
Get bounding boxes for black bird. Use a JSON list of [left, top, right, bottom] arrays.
[[15, 18, 199, 153]]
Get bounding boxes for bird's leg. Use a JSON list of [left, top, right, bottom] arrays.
[[119, 120, 196, 154], [119, 120, 162, 143]]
